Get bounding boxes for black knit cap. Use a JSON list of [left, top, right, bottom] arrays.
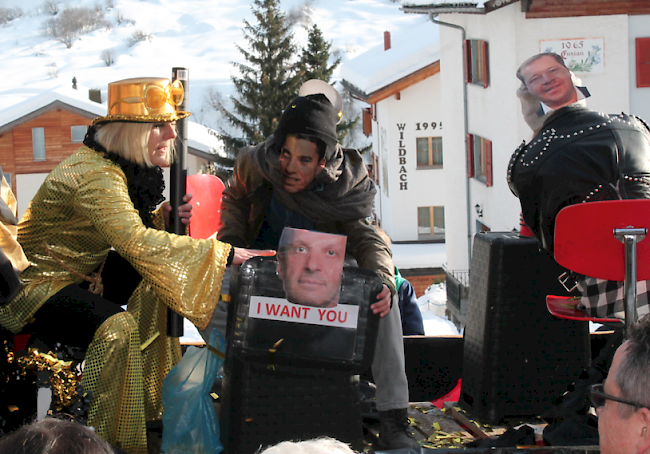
[[273, 93, 339, 161]]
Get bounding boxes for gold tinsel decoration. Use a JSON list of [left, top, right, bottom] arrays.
[[7, 347, 81, 412]]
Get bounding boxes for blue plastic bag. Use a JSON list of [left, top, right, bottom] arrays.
[[161, 328, 224, 454]]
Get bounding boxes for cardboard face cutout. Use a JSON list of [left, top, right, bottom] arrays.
[[276, 228, 346, 308]]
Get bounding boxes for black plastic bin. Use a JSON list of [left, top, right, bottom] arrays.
[[460, 232, 590, 424], [220, 257, 381, 454]]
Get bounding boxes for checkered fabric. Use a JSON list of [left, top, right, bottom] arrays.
[[575, 275, 650, 319]]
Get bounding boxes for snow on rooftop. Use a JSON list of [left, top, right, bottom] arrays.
[[401, 0, 487, 7], [0, 84, 105, 129], [187, 121, 227, 158], [340, 17, 440, 96], [0, 83, 226, 157], [391, 242, 446, 269]]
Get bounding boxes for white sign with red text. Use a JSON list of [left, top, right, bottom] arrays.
[[249, 296, 359, 328]]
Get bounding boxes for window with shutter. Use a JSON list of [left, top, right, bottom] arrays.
[[32, 127, 46, 161], [636, 37, 650, 88], [467, 133, 492, 186], [417, 206, 445, 239], [485, 140, 493, 187], [464, 39, 489, 88], [416, 137, 443, 168], [466, 134, 474, 178], [362, 108, 372, 137]]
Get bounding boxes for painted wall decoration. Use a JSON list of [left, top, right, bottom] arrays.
[[380, 127, 389, 196], [540, 38, 604, 74]]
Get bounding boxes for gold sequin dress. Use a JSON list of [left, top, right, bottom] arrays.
[[0, 146, 231, 454]]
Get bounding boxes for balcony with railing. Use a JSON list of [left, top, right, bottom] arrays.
[[443, 265, 469, 329]]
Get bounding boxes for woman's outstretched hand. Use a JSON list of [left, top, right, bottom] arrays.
[[232, 247, 276, 266]]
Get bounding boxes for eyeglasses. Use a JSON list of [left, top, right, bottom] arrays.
[[143, 79, 184, 109], [588, 383, 647, 410], [110, 80, 184, 112]]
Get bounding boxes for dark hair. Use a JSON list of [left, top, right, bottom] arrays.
[[612, 314, 650, 418], [273, 94, 338, 162], [0, 418, 114, 454], [516, 52, 567, 84]]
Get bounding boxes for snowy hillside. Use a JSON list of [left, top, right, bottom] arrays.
[[0, 0, 429, 132], [1, 0, 434, 342]]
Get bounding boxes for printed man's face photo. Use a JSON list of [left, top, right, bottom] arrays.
[[277, 228, 347, 308], [520, 55, 577, 110]]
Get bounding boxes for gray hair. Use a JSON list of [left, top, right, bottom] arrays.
[[258, 437, 356, 454], [516, 52, 567, 84], [612, 314, 650, 418], [0, 418, 114, 454]]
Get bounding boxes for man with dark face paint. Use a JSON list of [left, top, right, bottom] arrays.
[[218, 82, 419, 450]]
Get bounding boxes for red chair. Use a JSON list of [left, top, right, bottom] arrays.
[[186, 174, 225, 240], [546, 199, 650, 332]]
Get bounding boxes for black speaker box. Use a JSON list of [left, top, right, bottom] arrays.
[[220, 257, 381, 454], [459, 232, 590, 424]]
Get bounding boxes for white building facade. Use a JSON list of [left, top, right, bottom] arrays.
[[341, 19, 447, 292], [372, 74, 445, 243], [400, 0, 650, 302]]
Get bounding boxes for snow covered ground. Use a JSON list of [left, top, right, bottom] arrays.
[[416, 282, 460, 336]]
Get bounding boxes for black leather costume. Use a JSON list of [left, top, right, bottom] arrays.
[[508, 105, 650, 253]]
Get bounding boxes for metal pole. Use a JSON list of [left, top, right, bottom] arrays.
[[614, 227, 645, 333], [167, 67, 190, 337]]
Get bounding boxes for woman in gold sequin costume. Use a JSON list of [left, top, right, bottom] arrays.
[[0, 77, 273, 454]]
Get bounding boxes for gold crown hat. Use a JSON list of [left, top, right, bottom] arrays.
[[92, 77, 191, 126]]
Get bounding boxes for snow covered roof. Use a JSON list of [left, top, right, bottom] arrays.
[[391, 242, 446, 269], [400, 0, 487, 14], [0, 84, 226, 158], [187, 122, 226, 158], [340, 18, 440, 97], [0, 85, 105, 133]]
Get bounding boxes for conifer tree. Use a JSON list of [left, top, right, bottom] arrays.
[[298, 24, 341, 82], [218, 0, 301, 153], [297, 23, 362, 148]]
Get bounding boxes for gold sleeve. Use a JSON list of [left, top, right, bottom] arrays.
[[75, 164, 231, 329], [0, 175, 28, 272]]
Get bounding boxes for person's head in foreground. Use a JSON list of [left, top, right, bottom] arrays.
[[273, 90, 340, 194], [258, 437, 356, 454], [277, 228, 346, 308], [86, 77, 190, 168], [594, 314, 650, 454], [0, 417, 115, 454], [516, 52, 577, 111]]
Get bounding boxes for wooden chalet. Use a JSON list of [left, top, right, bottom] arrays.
[[0, 88, 103, 196], [0, 85, 228, 218]]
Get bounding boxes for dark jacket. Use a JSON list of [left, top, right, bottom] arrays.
[[397, 279, 425, 336], [508, 105, 650, 252], [218, 144, 396, 295]]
